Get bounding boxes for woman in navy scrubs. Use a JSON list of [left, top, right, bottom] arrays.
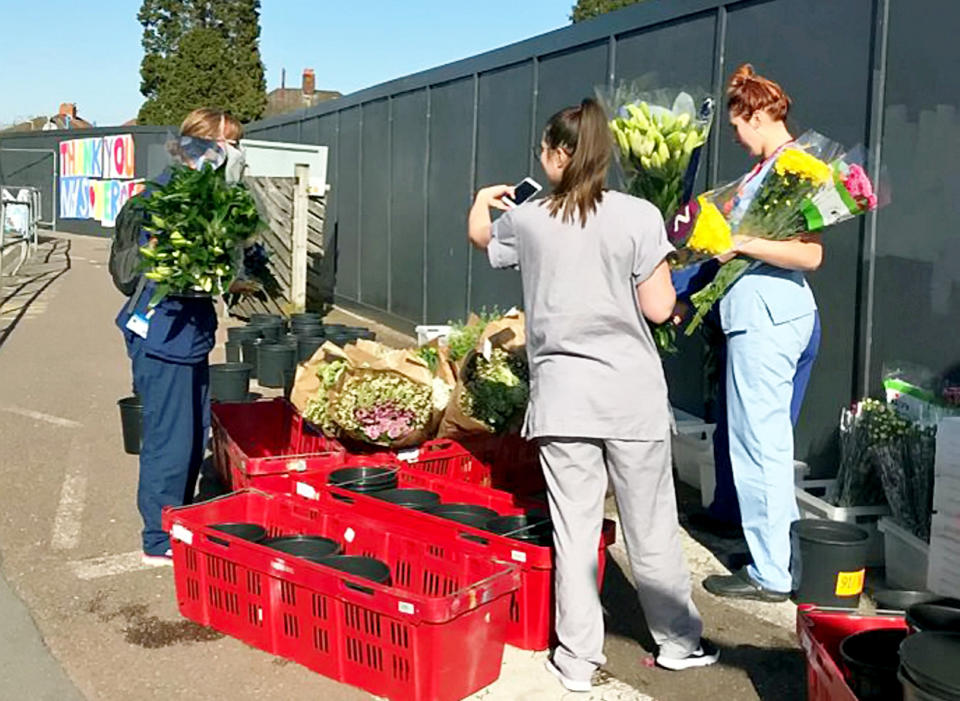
[[116, 108, 245, 565]]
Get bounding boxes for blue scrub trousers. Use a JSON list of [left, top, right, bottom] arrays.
[[132, 348, 210, 555], [708, 311, 820, 524], [725, 311, 816, 592]]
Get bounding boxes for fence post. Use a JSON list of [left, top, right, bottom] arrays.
[[291, 163, 310, 310]]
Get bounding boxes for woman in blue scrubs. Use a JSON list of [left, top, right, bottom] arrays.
[[700, 65, 824, 601], [116, 108, 245, 565]]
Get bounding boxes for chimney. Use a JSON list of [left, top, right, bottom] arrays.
[[302, 69, 315, 96], [281, 68, 286, 90], [59, 103, 77, 119]]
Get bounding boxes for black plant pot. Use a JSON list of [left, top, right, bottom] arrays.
[[209, 523, 268, 543], [117, 395, 142, 455], [374, 488, 442, 511], [317, 555, 392, 584], [292, 323, 326, 338], [210, 363, 253, 402], [240, 337, 267, 379], [252, 321, 283, 341], [227, 325, 262, 343], [425, 504, 500, 529], [328, 466, 398, 493], [262, 535, 341, 563], [224, 340, 241, 363], [290, 312, 323, 327], [258, 342, 296, 388], [486, 514, 553, 546], [297, 335, 326, 363]]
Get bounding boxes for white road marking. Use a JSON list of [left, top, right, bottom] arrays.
[[51, 472, 87, 550], [69, 551, 160, 580], [0, 406, 81, 428]]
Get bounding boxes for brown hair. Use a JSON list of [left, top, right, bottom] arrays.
[[179, 108, 244, 141], [542, 98, 611, 227], [726, 63, 791, 122]]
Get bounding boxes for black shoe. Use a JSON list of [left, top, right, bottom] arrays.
[[703, 567, 790, 602], [687, 512, 744, 540]]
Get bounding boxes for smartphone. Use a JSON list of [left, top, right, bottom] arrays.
[[501, 177, 542, 208]]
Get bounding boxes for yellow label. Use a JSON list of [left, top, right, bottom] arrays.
[[835, 569, 866, 596]]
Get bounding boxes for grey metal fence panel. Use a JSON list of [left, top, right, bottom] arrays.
[[389, 90, 429, 323], [469, 62, 534, 312], [359, 99, 390, 309], [336, 107, 362, 299], [426, 78, 475, 324], [313, 114, 340, 252]]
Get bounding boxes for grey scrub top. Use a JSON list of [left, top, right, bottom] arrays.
[[488, 191, 674, 440]]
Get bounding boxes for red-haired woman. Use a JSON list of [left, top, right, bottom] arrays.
[[701, 65, 822, 602]]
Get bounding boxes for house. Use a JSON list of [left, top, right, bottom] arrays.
[[264, 69, 340, 118], [1, 103, 94, 133]]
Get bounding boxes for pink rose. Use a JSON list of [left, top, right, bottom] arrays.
[[843, 164, 877, 211]]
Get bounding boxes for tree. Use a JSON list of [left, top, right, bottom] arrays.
[[137, 0, 267, 126], [570, 0, 650, 23]]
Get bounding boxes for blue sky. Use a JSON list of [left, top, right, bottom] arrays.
[[0, 1, 573, 127]]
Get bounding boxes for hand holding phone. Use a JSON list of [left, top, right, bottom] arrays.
[[500, 177, 542, 209]]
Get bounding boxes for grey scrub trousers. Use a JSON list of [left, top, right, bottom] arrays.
[[488, 191, 704, 682]]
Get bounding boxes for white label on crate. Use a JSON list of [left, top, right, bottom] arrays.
[[343, 527, 356, 543], [171, 524, 194, 545], [511, 550, 527, 563], [397, 448, 419, 463], [271, 559, 293, 573], [257, 607, 263, 623], [398, 602, 415, 615], [295, 482, 318, 500], [287, 459, 307, 472]]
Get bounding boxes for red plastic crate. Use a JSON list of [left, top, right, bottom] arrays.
[[162, 490, 520, 701], [264, 471, 615, 651], [211, 399, 343, 488], [797, 605, 908, 701]]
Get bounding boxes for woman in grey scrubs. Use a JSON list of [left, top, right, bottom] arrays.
[[468, 98, 718, 693]]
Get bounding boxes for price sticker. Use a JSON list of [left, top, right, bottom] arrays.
[[835, 569, 865, 597]]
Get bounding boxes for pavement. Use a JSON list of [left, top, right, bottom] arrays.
[[0, 232, 806, 701]]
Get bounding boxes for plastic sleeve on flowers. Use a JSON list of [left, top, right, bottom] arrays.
[[487, 211, 519, 270], [632, 202, 675, 283]]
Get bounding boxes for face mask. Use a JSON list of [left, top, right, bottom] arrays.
[[223, 142, 246, 184]]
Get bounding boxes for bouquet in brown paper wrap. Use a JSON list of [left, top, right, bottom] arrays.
[[439, 310, 529, 438], [293, 339, 454, 447]]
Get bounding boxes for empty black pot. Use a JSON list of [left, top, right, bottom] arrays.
[[899, 632, 960, 700], [227, 325, 262, 343], [317, 555, 391, 584], [325, 333, 355, 347], [257, 342, 296, 388], [210, 523, 268, 543], [328, 466, 398, 493], [251, 313, 283, 326], [487, 514, 553, 546], [117, 395, 142, 455], [374, 488, 441, 510], [261, 535, 341, 562], [297, 335, 326, 363], [210, 363, 253, 402], [874, 590, 942, 612], [791, 518, 869, 608], [839, 627, 907, 701], [241, 337, 269, 379], [252, 321, 283, 341], [290, 312, 323, 326], [224, 340, 242, 363], [425, 504, 499, 529], [292, 323, 326, 338], [906, 602, 960, 633]]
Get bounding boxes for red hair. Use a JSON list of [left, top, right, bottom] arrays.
[[726, 63, 791, 122]]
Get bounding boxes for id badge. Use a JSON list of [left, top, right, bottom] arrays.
[[125, 309, 154, 339]]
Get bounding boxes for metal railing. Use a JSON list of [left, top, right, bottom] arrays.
[[1, 186, 41, 278]]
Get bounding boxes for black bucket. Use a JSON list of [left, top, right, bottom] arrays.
[[899, 632, 960, 700], [328, 466, 398, 493], [224, 340, 241, 363], [317, 555, 391, 584], [252, 321, 283, 341], [209, 523, 268, 543], [227, 325, 262, 343], [487, 514, 553, 546], [257, 342, 296, 388], [326, 332, 356, 347], [906, 602, 960, 633], [292, 323, 326, 337], [241, 337, 268, 379], [791, 519, 869, 607], [291, 312, 323, 324], [838, 627, 907, 701], [261, 535, 341, 563], [283, 368, 296, 401], [425, 504, 500, 529], [323, 323, 349, 333], [251, 313, 284, 326], [297, 335, 326, 363], [117, 395, 142, 455], [873, 590, 943, 612], [210, 363, 253, 402], [374, 488, 441, 511]]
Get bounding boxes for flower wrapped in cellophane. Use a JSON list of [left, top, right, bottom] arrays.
[[438, 309, 530, 438], [292, 339, 453, 447], [671, 130, 879, 333]]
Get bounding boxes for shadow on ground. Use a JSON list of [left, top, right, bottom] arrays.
[[0, 235, 71, 350]]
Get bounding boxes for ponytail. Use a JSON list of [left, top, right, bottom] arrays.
[[542, 98, 612, 227]]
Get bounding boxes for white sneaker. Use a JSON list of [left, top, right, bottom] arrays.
[[544, 658, 592, 693], [141, 549, 173, 567], [656, 640, 720, 671]]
